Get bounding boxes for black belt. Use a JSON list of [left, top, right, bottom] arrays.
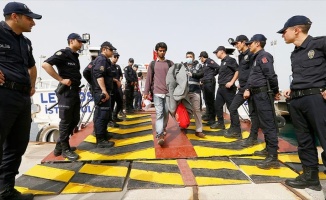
[[202, 79, 215, 84], [0, 81, 30, 94], [250, 86, 268, 95], [291, 87, 325, 99]]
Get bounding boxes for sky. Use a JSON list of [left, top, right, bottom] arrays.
[[1, 0, 326, 89]]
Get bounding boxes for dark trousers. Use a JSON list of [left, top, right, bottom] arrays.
[[133, 91, 142, 110], [215, 86, 236, 124], [112, 85, 122, 118], [252, 92, 278, 155], [0, 88, 31, 190], [57, 89, 80, 147], [125, 84, 134, 110], [93, 92, 111, 135], [247, 97, 260, 138], [202, 82, 216, 121], [289, 94, 326, 168]]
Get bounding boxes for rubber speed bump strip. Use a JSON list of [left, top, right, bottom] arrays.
[[15, 163, 83, 195], [62, 162, 129, 194], [187, 157, 250, 186], [109, 124, 153, 134], [230, 156, 298, 183], [278, 153, 326, 180], [124, 114, 151, 121], [128, 160, 185, 189]]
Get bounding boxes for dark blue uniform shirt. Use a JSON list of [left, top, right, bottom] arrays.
[[113, 64, 122, 80], [0, 21, 35, 85], [92, 54, 113, 91], [217, 55, 238, 85], [290, 35, 326, 90], [45, 47, 82, 86], [238, 49, 253, 89], [124, 65, 137, 83], [202, 58, 219, 82], [247, 49, 279, 94]]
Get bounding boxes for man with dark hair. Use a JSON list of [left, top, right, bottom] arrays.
[[43, 33, 86, 161], [144, 42, 173, 146], [210, 46, 239, 134], [199, 51, 219, 126], [110, 51, 123, 121], [124, 58, 137, 113], [279, 15, 325, 191], [244, 34, 281, 169], [0, 2, 41, 199]]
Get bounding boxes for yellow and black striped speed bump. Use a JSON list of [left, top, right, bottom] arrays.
[[124, 114, 151, 121], [61, 162, 129, 194], [187, 157, 250, 186], [230, 156, 298, 183], [115, 117, 152, 129], [128, 160, 185, 189], [278, 153, 326, 180], [15, 162, 83, 195]]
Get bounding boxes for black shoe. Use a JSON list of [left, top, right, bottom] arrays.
[[285, 166, 322, 191], [210, 122, 225, 129], [0, 188, 33, 200], [108, 121, 119, 128], [240, 137, 258, 147], [254, 148, 268, 156], [206, 120, 215, 126], [202, 116, 210, 121], [224, 128, 242, 139], [61, 149, 79, 161], [256, 154, 280, 169], [113, 117, 123, 122], [97, 140, 115, 148], [53, 144, 77, 157]]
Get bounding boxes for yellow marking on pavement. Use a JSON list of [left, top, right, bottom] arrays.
[[278, 154, 323, 165], [109, 124, 153, 134], [76, 148, 156, 160], [195, 176, 250, 186], [84, 134, 154, 147], [15, 186, 56, 195], [194, 144, 265, 157], [24, 165, 74, 182], [137, 160, 178, 165], [130, 169, 184, 185], [240, 165, 298, 178], [187, 134, 237, 143], [117, 117, 152, 125], [62, 182, 121, 194], [202, 124, 231, 131], [233, 156, 266, 160], [79, 164, 128, 177], [125, 114, 151, 119], [187, 160, 238, 170]]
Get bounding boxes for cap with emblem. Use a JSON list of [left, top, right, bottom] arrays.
[[245, 34, 267, 44], [3, 2, 42, 19], [213, 46, 226, 54], [129, 58, 134, 63], [198, 51, 208, 58], [230, 35, 249, 45], [67, 33, 87, 43], [277, 15, 312, 34], [113, 51, 120, 57], [100, 41, 117, 50]]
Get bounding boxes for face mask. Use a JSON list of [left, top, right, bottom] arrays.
[[186, 58, 193, 64]]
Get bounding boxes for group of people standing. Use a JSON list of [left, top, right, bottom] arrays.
[[0, 1, 325, 199]]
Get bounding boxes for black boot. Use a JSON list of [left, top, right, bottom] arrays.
[[240, 136, 258, 147], [285, 166, 322, 191], [210, 122, 225, 129], [254, 147, 268, 156], [256, 154, 280, 169], [224, 128, 242, 139], [108, 121, 119, 128], [96, 134, 115, 148], [0, 187, 33, 200], [53, 143, 77, 157], [61, 142, 79, 161]]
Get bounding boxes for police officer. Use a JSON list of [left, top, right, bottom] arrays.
[[244, 34, 281, 169], [43, 33, 86, 161], [110, 51, 123, 122], [0, 2, 41, 199], [198, 51, 219, 125], [210, 46, 239, 134], [229, 35, 260, 146], [124, 58, 137, 113], [92, 41, 117, 148], [279, 16, 326, 191]]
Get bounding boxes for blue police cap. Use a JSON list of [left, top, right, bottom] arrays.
[[67, 33, 87, 43], [213, 46, 226, 54], [245, 34, 267, 44], [3, 2, 42, 19], [101, 41, 117, 50], [230, 35, 248, 45], [277, 15, 312, 34]]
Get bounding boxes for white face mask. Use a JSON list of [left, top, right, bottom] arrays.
[[186, 57, 193, 64]]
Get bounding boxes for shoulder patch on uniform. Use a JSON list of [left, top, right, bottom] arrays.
[[100, 66, 104, 71], [244, 55, 249, 61], [262, 57, 268, 64], [308, 50, 315, 59], [55, 51, 62, 56]]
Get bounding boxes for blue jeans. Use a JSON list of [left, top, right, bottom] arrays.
[[153, 94, 169, 138]]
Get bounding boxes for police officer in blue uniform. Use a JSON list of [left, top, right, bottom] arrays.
[[110, 51, 123, 122], [92, 41, 117, 148], [0, 2, 41, 200], [198, 51, 219, 125], [244, 34, 281, 169], [210, 46, 239, 133], [229, 35, 260, 146], [124, 58, 137, 113], [279, 16, 326, 191], [42, 33, 87, 161]]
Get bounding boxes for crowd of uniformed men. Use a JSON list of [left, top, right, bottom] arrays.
[[0, 1, 326, 199]]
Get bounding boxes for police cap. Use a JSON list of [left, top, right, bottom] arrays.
[[101, 41, 117, 50], [113, 51, 120, 57], [245, 34, 267, 44], [277, 15, 312, 34], [198, 51, 208, 58], [67, 33, 87, 43], [3, 2, 42, 19], [213, 46, 226, 54], [230, 35, 248, 45]]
